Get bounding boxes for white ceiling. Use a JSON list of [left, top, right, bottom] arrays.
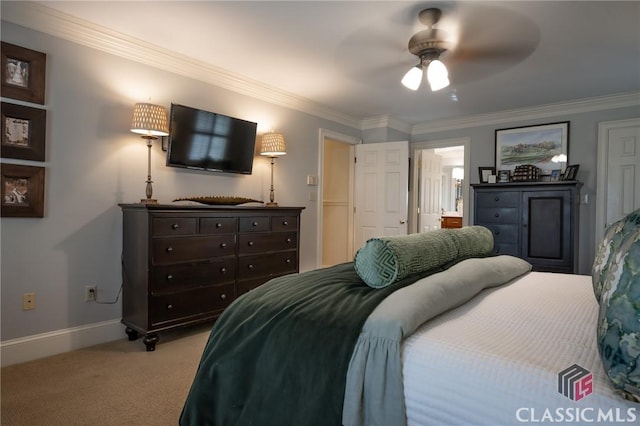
[[3, 1, 640, 127]]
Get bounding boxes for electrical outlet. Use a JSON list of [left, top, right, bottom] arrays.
[[23, 292, 36, 310], [85, 286, 97, 302]]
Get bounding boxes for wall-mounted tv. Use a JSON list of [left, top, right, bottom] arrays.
[[166, 104, 258, 175]]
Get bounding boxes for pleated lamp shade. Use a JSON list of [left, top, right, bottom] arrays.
[[130, 103, 169, 137], [260, 133, 287, 157]]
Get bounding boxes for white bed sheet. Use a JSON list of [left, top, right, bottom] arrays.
[[402, 272, 638, 426]]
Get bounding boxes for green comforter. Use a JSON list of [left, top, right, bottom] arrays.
[[179, 262, 447, 426]]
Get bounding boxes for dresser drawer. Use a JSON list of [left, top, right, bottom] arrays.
[[441, 216, 462, 229], [482, 224, 519, 244], [476, 191, 519, 207], [200, 217, 237, 234], [238, 232, 298, 254], [152, 235, 236, 264], [271, 216, 298, 231], [238, 251, 298, 280], [150, 283, 235, 326], [151, 258, 236, 291], [239, 216, 270, 232], [476, 207, 519, 224], [152, 217, 197, 236]]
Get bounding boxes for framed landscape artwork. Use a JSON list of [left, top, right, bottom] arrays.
[[1, 163, 45, 217], [495, 122, 569, 173], [1, 102, 46, 161], [1, 42, 46, 105]]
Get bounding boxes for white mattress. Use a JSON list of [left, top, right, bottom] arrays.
[[402, 272, 638, 425]]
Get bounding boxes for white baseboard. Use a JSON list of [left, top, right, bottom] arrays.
[[0, 319, 124, 367]]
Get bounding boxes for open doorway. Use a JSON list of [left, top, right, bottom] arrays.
[[317, 129, 359, 268], [410, 137, 470, 233]]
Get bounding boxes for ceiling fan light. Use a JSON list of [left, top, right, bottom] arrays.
[[427, 59, 449, 91], [401, 65, 423, 90]]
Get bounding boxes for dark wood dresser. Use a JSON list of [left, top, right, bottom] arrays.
[[471, 181, 581, 273], [119, 204, 304, 351]]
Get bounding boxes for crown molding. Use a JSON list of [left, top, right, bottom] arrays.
[[3, 2, 638, 136], [1, 2, 361, 130], [411, 91, 640, 135], [361, 115, 412, 134]]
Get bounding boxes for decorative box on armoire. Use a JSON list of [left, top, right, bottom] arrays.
[[471, 181, 581, 273], [119, 203, 304, 351]]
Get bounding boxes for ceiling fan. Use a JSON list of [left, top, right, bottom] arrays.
[[401, 8, 452, 92], [400, 5, 540, 93]]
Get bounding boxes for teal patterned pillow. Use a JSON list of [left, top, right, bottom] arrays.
[[595, 208, 640, 401], [593, 220, 624, 302]]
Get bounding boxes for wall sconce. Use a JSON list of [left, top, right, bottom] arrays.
[[130, 102, 169, 204], [260, 132, 287, 207]]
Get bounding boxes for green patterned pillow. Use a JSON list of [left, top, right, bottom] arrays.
[[593, 210, 640, 302], [595, 208, 640, 401], [354, 226, 494, 288]]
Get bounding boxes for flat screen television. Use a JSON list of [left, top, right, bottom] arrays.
[[166, 104, 258, 175]]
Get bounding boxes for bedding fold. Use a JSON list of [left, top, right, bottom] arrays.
[[342, 255, 533, 426], [180, 261, 454, 426]]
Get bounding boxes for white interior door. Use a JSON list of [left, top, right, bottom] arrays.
[[418, 149, 443, 232], [597, 118, 640, 239], [354, 141, 409, 252]]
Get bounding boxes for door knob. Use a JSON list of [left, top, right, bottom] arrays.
[[400, 219, 406, 224]]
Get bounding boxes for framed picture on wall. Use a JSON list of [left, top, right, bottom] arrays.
[[1, 42, 46, 105], [1, 163, 45, 217], [495, 121, 569, 172], [1, 102, 46, 161]]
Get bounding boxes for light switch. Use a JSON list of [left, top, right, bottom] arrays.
[[307, 175, 318, 186]]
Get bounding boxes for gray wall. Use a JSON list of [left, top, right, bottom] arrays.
[[1, 21, 638, 344], [0, 22, 358, 341]]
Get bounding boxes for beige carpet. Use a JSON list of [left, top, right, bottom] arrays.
[[1, 323, 212, 426]]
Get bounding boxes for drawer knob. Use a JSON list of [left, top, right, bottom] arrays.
[[172, 223, 179, 230], [216, 222, 223, 228], [494, 213, 500, 218], [166, 304, 173, 310], [220, 294, 227, 300], [220, 267, 227, 274], [494, 197, 500, 202], [285, 259, 291, 264], [166, 274, 174, 280], [166, 247, 173, 253], [495, 231, 500, 236], [248, 264, 254, 270], [220, 243, 227, 249], [282, 221, 288, 226], [286, 238, 292, 243], [248, 241, 254, 247], [252, 221, 258, 227]]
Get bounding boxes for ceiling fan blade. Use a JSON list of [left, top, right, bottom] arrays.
[[442, 4, 540, 85]]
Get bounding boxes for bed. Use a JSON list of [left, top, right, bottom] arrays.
[[180, 213, 639, 426]]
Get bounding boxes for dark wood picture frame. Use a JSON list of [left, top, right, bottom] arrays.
[[495, 121, 569, 173], [1, 163, 45, 217], [1, 42, 46, 105], [562, 164, 580, 181], [1, 102, 46, 161], [478, 166, 495, 183]]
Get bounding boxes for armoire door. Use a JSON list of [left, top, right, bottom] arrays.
[[521, 190, 573, 272]]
